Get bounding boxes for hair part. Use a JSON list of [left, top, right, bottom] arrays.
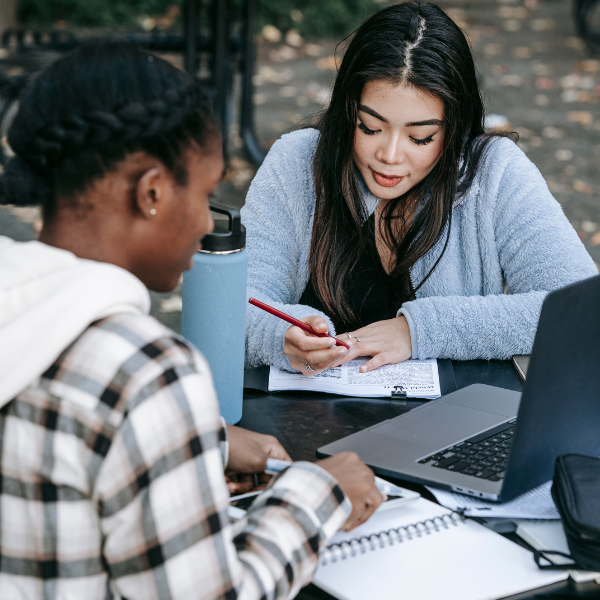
[[0, 42, 219, 222], [310, 1, 515, 329]]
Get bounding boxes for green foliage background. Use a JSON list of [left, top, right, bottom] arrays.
[[17, 0, 386, 39]]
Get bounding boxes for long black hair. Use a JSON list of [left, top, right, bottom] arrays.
[[0, 42, 218, 220], [310, 1, 513, 328]]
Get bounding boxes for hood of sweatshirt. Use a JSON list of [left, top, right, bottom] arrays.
[[0, 236, 151, 407]]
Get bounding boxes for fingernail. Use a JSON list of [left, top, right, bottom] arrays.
[[360, 366, 367, 372], [338, 347, 347, 355]]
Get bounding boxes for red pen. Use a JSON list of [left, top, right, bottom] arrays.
[[248, 297, 351, 349]]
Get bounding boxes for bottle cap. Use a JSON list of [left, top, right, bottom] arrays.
[[200, 202, 246, 253]]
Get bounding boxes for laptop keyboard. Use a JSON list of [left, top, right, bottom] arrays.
[[417, 419, 516, 482]]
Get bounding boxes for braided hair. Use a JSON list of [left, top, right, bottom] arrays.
[[0, 42, 219, 221]]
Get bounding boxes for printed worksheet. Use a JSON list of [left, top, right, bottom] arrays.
[[268, 358, 440, 399]]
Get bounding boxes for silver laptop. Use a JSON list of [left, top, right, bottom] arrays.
[[318, 275, 600, 502]]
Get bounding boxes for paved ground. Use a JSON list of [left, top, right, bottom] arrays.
[[1, 0, 599, 332]]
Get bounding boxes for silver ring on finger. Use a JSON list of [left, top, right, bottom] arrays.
[[354, 336, 362, 342], [305, 362, 316, 372], [344, 332, 352, 339]]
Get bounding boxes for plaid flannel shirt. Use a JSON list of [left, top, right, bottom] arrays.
[[0, 313, 351, 599]]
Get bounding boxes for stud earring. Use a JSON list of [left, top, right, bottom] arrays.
[[149, 208, 157, 216]]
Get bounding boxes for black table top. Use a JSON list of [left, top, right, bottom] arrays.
[[239, 360, 598, 600]]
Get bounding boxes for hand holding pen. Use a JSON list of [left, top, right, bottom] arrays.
[[231, 456, 384, 532], [248, 298, 352, 375]]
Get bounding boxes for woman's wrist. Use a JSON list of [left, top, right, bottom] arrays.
[[397, 309, 417, 358]]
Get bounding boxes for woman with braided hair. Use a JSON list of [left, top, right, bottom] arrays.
[[243, 1, 596, 375], [0, 43, 382, 599]]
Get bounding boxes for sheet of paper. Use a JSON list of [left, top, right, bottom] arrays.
[[426, 480, 560, 520], [268, 357, 440, 398]]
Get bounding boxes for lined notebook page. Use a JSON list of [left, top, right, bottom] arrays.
[[313, 498, 568, 600]]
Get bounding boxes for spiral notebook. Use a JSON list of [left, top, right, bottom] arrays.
[[313, 498, 568, 600]]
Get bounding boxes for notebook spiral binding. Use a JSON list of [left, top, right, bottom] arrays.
[[320, 511, 464, 566]]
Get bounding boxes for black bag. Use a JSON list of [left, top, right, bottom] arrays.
[[534, 454, 600, 571]]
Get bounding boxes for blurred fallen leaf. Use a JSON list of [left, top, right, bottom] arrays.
[[576, 60, 600, 73], [500, 74, 523, 86], [535, 77, 554, 90], [253, 93, 267, 105], [565, 37, 585, 50], [512, 46, 532, 59], [581, 220, 598, 233], [532, 62, 551, 75], [516, 127, 533, 139], [316, 56, 341, 71], [567, 111, 593, 126], [279, 86, 297, 98], [542, 126, 563, 139], [530, 18, 554, 31], [285, 30, 303, 48], [573, 180, 594, 194], [305, 82, 331, 105], [590, 232, 600, 246], [547, 181, 566, 193], [561, 73, 581, 89], [225, 157, 255, 189], [484, 43, 502, 57], [258, 66, 293, 83], [561, 89, 579, 103], [139, 16, 156, 31], [262, 24, 282, 44], [498, 6, 528, 18], [576, 91, 597, 103], [484, 114, 510, 131], [503, 20, 522, 32], [535, 94, 549, 107], [269, 46, 297, 62], [555, 149, 573, 161], [532, 41, 549, 53], [492, 64, 509, 76], [304, 43, 323, 57]]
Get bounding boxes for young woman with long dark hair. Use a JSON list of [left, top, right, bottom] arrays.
[[0, 43, 381, 598], [243, 2, 596, 375]]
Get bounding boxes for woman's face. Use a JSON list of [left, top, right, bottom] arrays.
[[353, 80, 445, 201], [145, 144, 223, 291]]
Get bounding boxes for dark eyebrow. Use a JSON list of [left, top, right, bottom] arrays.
[[358, 104, 388, 124], [359, 105, 443, 128], [405, 119, 444, 127]]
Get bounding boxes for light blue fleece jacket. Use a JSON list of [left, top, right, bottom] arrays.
[[242, 128, 596, 371]]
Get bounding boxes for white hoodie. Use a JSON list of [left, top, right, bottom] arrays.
[[0, 236, 151, 407]]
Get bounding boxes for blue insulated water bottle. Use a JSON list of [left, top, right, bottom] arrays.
[[181, 203, 247, 424]]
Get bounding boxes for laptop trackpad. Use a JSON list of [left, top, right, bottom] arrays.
[[370, 401, 510, 458]]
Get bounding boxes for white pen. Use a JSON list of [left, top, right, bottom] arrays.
[[265, 458, 409, 497], [230, 458, 419, 506]]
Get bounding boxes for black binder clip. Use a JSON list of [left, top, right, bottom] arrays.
[[391, 385, 407, 399]]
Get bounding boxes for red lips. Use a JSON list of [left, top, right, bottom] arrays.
[[372, 170, 404, 187]]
